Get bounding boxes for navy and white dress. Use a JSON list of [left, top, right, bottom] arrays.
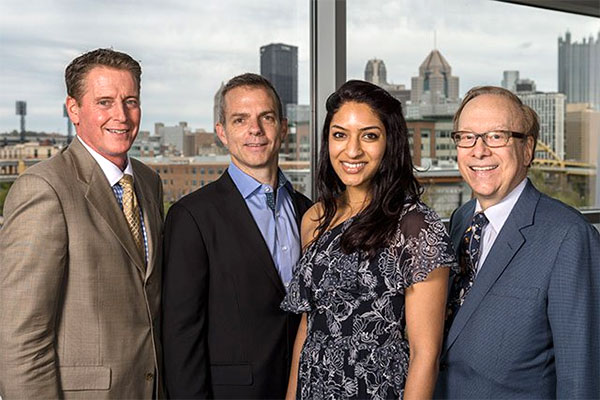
[[281, 201, 457, 400]]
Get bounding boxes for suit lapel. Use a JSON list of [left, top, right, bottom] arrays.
[[69, 139, 146, 274], [449, 202, 474, 256], [133, 161, 160, 279], [445, 181, 539, 351], [218, 172, 287, 296]]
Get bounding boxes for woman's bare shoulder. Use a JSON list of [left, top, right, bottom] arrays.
[[301, 203, 324, 248]]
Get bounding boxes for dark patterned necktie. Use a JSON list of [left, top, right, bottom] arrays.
[[447, 212, 488, 325]]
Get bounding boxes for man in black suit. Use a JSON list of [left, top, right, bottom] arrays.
[[162, 73, 312, 399]]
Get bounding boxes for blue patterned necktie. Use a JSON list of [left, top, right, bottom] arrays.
[[447, 212, 489, 324], [265, 190, 276, 212]]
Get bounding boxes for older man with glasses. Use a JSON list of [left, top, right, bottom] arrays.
[[434, 86, 599, 399]]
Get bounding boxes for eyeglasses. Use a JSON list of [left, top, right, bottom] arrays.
[[451, 130, 528, 148]]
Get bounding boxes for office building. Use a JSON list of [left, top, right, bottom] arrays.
[[407, 49, 460, 119], [502, 70, 520, 92], [565, 103, 600, 164], [364, 58, 411, 107], [501, 71, 537, 93], [558, 31, 600, 109], [155, 121, 190, 155], [260, 43, 298, 117], [518, 92, 566, 160]]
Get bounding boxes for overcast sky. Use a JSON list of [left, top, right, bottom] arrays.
[[0, 0, 598, 135]]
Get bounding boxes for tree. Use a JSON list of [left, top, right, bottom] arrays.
[[0, 182, 13, 216]]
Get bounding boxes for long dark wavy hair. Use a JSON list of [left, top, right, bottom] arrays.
[[315, 80, 422, 256]]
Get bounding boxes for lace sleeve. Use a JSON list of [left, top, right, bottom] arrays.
[[396, 202, 458, 288]]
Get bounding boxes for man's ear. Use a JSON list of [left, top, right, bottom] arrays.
[[525, 135, 535, 167], [280, 118, 289, 141], [215, 122, 228, 147], [65, 96, 80, 125]]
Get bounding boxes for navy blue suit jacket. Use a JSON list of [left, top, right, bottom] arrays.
[[435, 180, 600, 399]]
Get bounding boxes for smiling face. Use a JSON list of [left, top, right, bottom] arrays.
[[328, 101, 387, 196], [216, 86, 287, 180], [456, 94, 534, 210], [66, 66, 140, 170]]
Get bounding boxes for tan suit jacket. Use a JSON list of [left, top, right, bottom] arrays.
[[0, 138, 164, 399]]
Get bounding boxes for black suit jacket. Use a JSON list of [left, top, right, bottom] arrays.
[[162, 171, 312, 399]]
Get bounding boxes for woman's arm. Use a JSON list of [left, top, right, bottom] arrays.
[[286, 313, 308, 400], [403, 267, 449, 400], [285, 205, 321, 399]]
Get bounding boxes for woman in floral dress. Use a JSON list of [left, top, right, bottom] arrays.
[[281, 80, 457, 400]]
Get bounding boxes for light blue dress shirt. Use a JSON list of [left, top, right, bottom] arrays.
[[228, 162, 300, 288]]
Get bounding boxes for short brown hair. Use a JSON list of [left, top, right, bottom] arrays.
[[217, 73, 283, 124], [453, 86, 539, 163], [65, 48, 141, 102]]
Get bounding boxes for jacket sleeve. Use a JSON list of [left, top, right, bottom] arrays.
[[548, 221, 600, 399], [0, 174, 67, 398], [162, 202, 211, 399]]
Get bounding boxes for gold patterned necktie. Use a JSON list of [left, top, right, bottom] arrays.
[[118, 174, 145, 262]]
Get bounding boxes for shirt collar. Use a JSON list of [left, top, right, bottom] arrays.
[[475, 177, 528, 233], [227, 162, 292, 199], [77, 136, 134, 187]]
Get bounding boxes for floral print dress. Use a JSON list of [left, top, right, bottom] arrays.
[[281, 201, 457, 400]]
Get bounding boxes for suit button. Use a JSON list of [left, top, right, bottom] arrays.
[[145, 372, 154, 381]]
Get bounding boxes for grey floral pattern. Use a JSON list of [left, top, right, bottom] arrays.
[[281, 201, 457, 399]]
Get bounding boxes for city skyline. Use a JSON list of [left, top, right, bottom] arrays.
[[0, 0, 598, 135]]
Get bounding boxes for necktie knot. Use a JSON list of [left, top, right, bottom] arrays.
[[472, 212, 488, 229], [119, 174, 134, 191]]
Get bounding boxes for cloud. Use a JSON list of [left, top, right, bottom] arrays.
[[0, 0, 598, 134]]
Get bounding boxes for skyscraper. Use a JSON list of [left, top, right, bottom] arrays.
[[410, 49, 459, 104], [364, 58, 411, 107], [364, 58, 388, 85], [406, 49, 460, 119], [502, 70, 519, 92], [558, 31, 600, 109], [260, 43, 298, 117], [519, 92, 566, 160]]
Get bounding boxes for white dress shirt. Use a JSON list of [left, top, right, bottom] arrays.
[[77, 136, 149, 264], [474, 178, 528, 273], [77, 136, 133, 183]]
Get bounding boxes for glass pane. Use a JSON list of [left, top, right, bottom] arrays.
[[347, 0, 600, 217], [0, 0, 311, 215]]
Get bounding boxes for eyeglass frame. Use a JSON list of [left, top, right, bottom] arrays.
[[451, 130, 528, 148]]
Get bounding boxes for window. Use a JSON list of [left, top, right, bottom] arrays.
[[347, 0, 600, 216], [1, 0, 598, 218], [0, 0, 310, 207]]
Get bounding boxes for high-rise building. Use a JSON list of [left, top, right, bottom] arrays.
[[364, 58, 411, 107], [565, 103, 600, 164], [260, 43, 298, 117], [518, 92, 566, 160], [501, 71, 536, 93], [558, 31, 600, 109], [502, 70, 520, 92], [407, 49, 460, 119], [515, 79, 536, 93], [365, 58, 388, 86], [155, 121, 189, 155]]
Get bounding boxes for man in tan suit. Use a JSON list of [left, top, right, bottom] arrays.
[[0, 48, 164, 399]]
